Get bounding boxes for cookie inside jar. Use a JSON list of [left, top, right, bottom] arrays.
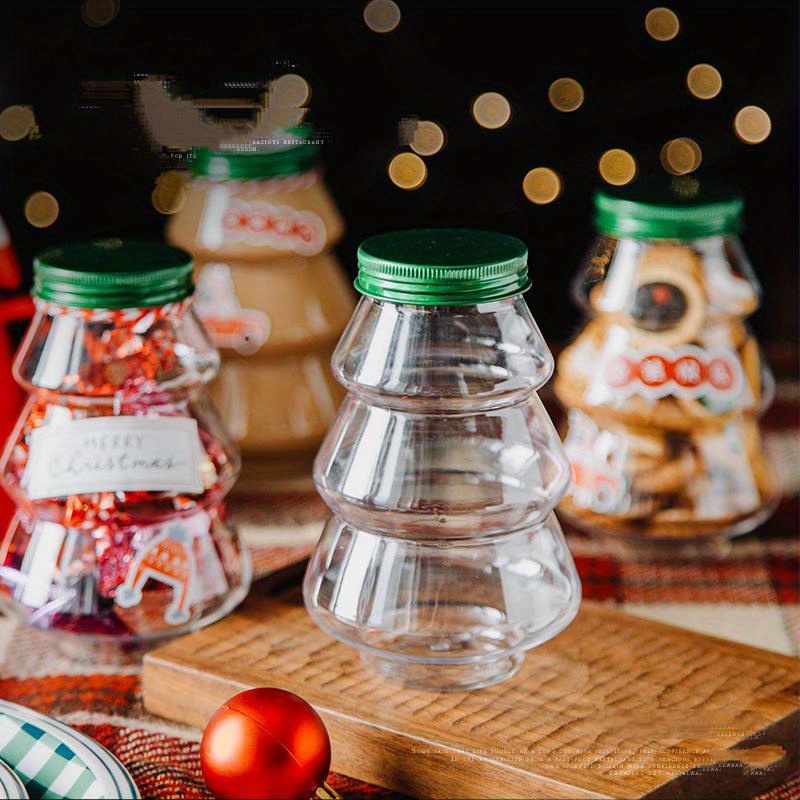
[[557, 180, 778, 542]]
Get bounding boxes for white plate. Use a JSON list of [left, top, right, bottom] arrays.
[[0, 759, 27, 800], [0, 701, 139, 799]]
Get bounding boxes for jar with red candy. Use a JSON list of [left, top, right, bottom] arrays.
[[0, 239, 251, 641]]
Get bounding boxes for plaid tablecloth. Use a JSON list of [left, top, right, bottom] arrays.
[[0, 381, 797, 800]]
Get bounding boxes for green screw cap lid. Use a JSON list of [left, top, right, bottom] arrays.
[[594, 179, 744, 240], [356, 228, 530, 306], [191, 125, 320, 180], [34, 239, 194, 309]]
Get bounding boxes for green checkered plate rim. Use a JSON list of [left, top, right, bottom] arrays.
[[0, 701, 139, 799]]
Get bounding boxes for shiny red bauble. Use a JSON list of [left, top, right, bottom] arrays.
[[200, 688, 332, 800]]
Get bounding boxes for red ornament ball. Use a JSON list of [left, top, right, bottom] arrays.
[[200, 688, 332, 800]]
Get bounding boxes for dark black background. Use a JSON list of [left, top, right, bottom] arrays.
[[0, 0, 796, 344]]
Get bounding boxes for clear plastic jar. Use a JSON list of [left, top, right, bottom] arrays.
[[556, 182, 777, 542], [0, 240, 250, 641], [304, 229, 581, 690]]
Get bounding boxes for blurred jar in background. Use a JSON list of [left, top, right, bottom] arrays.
[[167, 126, 354, 484], [555, 180, 777, 545]]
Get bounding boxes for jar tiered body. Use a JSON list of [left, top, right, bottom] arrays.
[[304, 295, 581, 690], [0, 293, 250, 640], [556, 228, 777, 542], [167, 149, 353, 477]]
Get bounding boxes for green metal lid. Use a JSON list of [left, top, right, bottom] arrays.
[[594, 180, 744, 240], [355, 229, 530, 306], [191, 125, 320, 180], [33, 239, 194, 309]]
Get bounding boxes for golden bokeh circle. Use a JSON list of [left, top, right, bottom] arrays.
[[599, 149, 637, 186], [472, 92, 511, 129], [0, 105, 36, 141], [388, 152, 427, 190], [660, 137, 702, 175], [734, 106, 772, 144], [364, 0, 401, 33], [687, 64, 722, 100], [410, 121, 445, 156], [152, 171, 186, 215], [522, 168, 562, 205], [24, 191, 59, 228], [645, 7, 679, 41], [270, 74, 311, 108], [81, 0, 119, 27], [548, 78, 584, 113]]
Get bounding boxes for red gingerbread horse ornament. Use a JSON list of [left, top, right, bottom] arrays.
[[116, 522, 196, 624]]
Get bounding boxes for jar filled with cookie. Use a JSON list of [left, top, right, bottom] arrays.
[[556, 181, 777, 543], [166, 126, 354, 482]]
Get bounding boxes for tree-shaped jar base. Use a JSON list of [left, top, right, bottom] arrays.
[[303, 514, 581, 691], [0, 508, 251, 643]]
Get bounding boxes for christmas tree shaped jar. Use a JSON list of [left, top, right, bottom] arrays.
[[304, 229, 581, 690], [166, 126, 354, 480], [0, 240, 250, 641], [556, 181, 778, 543]]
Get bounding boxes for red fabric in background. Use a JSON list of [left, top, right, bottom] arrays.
[[0, 294, 33, 534]]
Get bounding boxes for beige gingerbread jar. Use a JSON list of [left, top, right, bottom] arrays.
[[555, 182, 777, 542], [166, 128, 353, 478]]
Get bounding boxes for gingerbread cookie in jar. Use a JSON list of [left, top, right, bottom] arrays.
[[556, 181, 777, 542], [167, 126, 354, 481]]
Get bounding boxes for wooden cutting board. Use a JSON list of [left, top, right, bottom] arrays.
[[143, 588, 799, 800]]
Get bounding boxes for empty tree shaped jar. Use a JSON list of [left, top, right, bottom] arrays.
[[556, 182, 777, 543], [0, 240, 251, 641], [304, 229, 581, 690]]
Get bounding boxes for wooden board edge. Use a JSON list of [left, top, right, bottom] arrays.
[[143, 654, 610, 800], [643, 708, 800, 800]]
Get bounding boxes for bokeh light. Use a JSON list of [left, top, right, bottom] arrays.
[[522, 168, 562, 204], [388, 152, 427, 189], [0, 105, 36, 141], [548, 78, 584, 112], [687, 64, 722, 100], [660, 137, 702, 175], [645, 7, 679, 41], [472, 92, 511, 129], [152, 171, 186, 215], [364, 0, 401, 33], [410, 121, 445, 156], [270, 74, 311, 108], [734, 106, 772, 144], [599, 149, 637, 185], [81, 0, 119, 26], [24, 191, 59, 228]]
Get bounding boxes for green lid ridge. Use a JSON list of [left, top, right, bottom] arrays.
[[594, 181, 744, 240], [355, 228, 530, 306], [191, 124, 320, 180], [34, 239, 194, 309]]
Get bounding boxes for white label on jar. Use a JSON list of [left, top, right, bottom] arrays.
[[194, 262, 271, 354], [564, 409, 630, 514], [23, 416, 204, 500]]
